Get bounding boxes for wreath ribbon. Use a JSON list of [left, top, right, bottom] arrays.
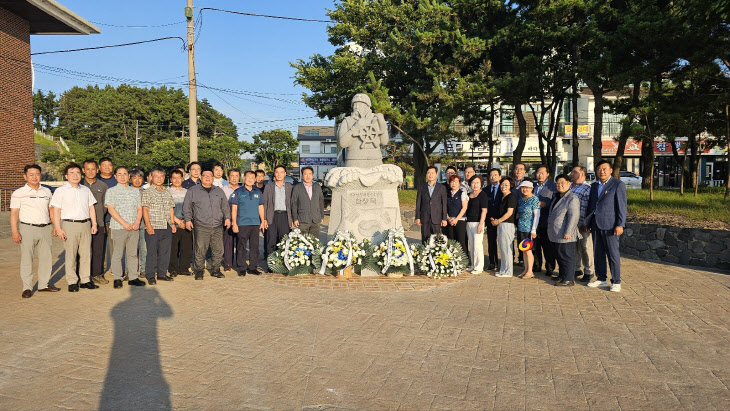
[[283, 228, 314, 271], [382, 227, 414, 276], [319, 230, 354, 275]]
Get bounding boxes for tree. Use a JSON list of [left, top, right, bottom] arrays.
[[32, 90, 58, 131], [149, 135, 244, 171], [292, 0, 495, 187], [242, 129, 298, 170]]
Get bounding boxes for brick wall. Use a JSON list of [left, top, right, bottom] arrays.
[[0, 7, 33, 204]]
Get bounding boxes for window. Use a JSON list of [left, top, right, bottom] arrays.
[[330, 146, 337, 154], [305, 130, 319, 137], [500, 105, 514, 134], [301, 145, 310, 154]]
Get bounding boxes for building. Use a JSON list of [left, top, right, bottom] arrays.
[[0, 0, 99, 205], [434, 88, 728, 187], [297, 125, 338, 180]]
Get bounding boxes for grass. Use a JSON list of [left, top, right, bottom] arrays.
[[627, 187, 730, 224], [399, 186, 730, 223], [398, 189, 417, 210], [34, 133, 56, 148]]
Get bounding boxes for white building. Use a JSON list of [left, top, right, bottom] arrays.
[[297, 125, 338, 180]]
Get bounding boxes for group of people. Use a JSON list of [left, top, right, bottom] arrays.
[[10, 159, 325, 298], [415, 160, 627, 291]]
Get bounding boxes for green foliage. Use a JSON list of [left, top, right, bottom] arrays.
[[242, 129, 299, 170], [33, 90, 58, 131], [52, 84, 238, 169]]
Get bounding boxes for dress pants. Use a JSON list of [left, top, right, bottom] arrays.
[[223, 226, 237, 268], [533, 226, 556, 272], [91, 224, 106, 277], [444, 220, 468, 261], [236, 226, 260, 271], [18, 224, 53, 291], [555, 242, 577, 281], [145, 227, 172, 279], [62, 221, 92, 285], [265, 212, 290, 257], [592, 227, 622, 284], [466, 222, 484, 272], [110, 229, 139, 281], [420, 218, 442, 244], [496, 222, 515, 276], [574, 231, 594, 276], [169, 228, 192, 274], [138, 221, 147, 274], [298, 222, 320, 239], [485, 223, 498, 267], [193, 225, 224, 275]]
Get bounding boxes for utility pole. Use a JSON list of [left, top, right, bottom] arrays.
[[135, 120, 139, 155], [185, 0, 198, 161]]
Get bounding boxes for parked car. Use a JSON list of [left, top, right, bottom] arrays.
[[619, 170, 642, 189], [584, 170, 642, 189]]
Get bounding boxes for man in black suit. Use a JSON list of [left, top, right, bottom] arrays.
[[532, 165, 557, 276], [484, 168, 502, 270], [291, 166, 325, 239], [415, 166, 448, 243]]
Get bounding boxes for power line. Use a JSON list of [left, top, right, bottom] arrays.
[[199, 7, 333, 24], [31, 37, 186, 56], [89, 20, 185, 28]]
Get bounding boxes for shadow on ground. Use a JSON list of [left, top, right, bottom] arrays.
[[99, 287, 173, 411]]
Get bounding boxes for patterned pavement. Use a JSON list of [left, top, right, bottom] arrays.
[[0, 227, 729, 410]]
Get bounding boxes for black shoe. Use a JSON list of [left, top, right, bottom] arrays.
[[194, 272, 204, 280], [210, 271, 225, 278], [487, 264, 495, 270], [574, 270, 583, 279], [169, 272, 178, 278], [247, 269, 259, 275], [68, 284, 79, 292], [148, 278, 157, 285], [157, 275, 174, 281], [113, 280, 123, 289], [179, 271, 192, 276], [548, 270, 558, 278], [79, 282, 99, 290], [555, 280, 575, 287], [128, 278, 146, 286], [579, 274, 593, 283], [238, 270, 247, 277]]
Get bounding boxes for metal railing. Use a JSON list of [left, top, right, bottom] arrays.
[[1, 187, 14, 212]]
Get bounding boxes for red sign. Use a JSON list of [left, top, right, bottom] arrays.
[[601, 139, 708, 155]]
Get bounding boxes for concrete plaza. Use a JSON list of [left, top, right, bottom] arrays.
[[1, 225, 729, 410]]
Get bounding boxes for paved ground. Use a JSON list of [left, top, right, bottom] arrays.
[[1, 224, 730, 410]]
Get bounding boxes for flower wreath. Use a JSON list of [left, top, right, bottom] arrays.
[[319, 230, 367, 276], [267, 228, 323, 276], [362, 227, 419, 276], [415, 233, 469, 278]]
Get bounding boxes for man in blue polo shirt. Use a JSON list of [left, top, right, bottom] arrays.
[[231, 170, 265, 276]]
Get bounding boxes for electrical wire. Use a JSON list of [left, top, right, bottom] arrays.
[[199, 7, 333, 24], [89, 20, 185, 28], [30, 37, 187, 56]]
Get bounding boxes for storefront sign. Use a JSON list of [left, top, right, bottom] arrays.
[[601, 139, 714, 155], [564, 125, 590, 137], [299, 156, 337, 166]]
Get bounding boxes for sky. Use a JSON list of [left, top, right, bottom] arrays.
[[30, 0, 338, 141]]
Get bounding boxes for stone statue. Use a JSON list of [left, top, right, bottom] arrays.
[[337, 93, 389, 168], [325, 94, 404, 261]]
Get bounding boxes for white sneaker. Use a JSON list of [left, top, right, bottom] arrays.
[[471, 270, 483, 275], [495, 273, 513, 278], [587, 280, 610, 288], [610, 283, 621, 292]]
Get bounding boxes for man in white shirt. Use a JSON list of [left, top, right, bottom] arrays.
[[50, 162, 99, 292], [10, 164, 58, 298]]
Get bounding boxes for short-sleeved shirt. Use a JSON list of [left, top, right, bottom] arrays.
[[232, 186, 264, 226], [517, 195, 540, 233], [141, 186, 174, 229], [82, 179, 108, 227], [181, 178, 200, 189], [465, 190, 488, 222], [50, 183, 97, 220], [10, 184, 52, 225], [97, 174, 117, 188], [105, 184, 142, 230], [168, 186, 187, 220], [499, 193, 517, 224]]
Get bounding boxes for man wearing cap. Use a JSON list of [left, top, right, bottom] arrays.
[[10, 164, 58, 298], [50, 163, 100, 292]]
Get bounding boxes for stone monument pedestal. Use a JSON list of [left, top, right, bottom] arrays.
[[325, 164, 404, 256]]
